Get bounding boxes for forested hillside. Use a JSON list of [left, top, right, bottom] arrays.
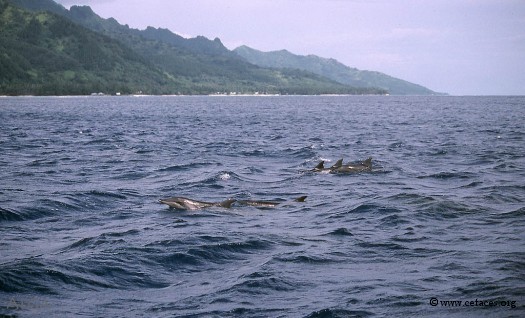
[[234, 46, 440, 95], [1, 0, 387, 95], [0, 0, 176, 95]]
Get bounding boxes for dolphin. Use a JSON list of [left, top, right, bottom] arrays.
[[159, 197, 236, 210], [330, 157, 372, 173], [311, 159, 343, 173], [310, 157, 373, 173], [236, 196, 307, 208]]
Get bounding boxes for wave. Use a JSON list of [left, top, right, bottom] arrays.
[[458, 181, 483, 188], [480, 185, 525, 205], [0, 247, 178, 293], [417, 171, 476, 179], [228, 273, 298, 293], [489, 253, 525, 274], [328, 204, 403, 219], [26, 158, 60, 167], [0, 189, 133, 223], [156, 162, 217, 173], [88, 190, 128, 200], [325, 228, 354, 237], [54, 191, 128, 212], [386, 193, 437, 206], [491, 206, 525, 220], [241, 149, 268, 157], [378, 214, 411, 227], [185, 239, 273, 264], [356, 241, 408, 251], [144, 237, 274, 270], [274, 252, 338, 264], [417, 199, 484, 220], [391, 235, 429, 243], [0, 259, 69, 293], [174, 170, 244, 190], [0, 257, 130, 293], [62, 229, 140, 252], [283, 145, 318, 158], [0, 203, 57, 222], [0, 207, 26, 222]]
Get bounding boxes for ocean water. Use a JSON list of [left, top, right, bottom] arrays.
[[0, 95, 524, 318]]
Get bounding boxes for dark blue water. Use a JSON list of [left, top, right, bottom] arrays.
[[1, 95, 524, 317]]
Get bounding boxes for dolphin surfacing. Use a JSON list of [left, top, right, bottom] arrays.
[[311, 157, 373, 174], [159, 196, 306, 210], [159, 197, 236, 210], [331, 157, 372, 173], [311, 159, 343, 173], [236, 196, 307, 208]]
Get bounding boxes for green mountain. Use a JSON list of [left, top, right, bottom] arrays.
[[3, 0, 386, 95], [0, 0, 176, 95], [234, 45, 441, 95]]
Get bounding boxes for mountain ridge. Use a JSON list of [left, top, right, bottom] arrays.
[[234, 45, 441, 95], [0, 0, 177, 95], [4, 0, 389, 95], [3, 0, 434, 95]]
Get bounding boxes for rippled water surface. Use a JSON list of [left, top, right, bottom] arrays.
[[1, 96, 524, 317]]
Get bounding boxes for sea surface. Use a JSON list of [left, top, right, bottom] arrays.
[[0, 95, 524, 318]]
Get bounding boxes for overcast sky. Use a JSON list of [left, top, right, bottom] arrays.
[[54, 0, 525, 95]]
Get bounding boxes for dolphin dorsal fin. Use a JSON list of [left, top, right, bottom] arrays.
[[363, 157, 372, 168], [220, 199, 236, 208], [294, 196, 307, 202], [314, 161, 325, 170], [330, 158, 343, 169]]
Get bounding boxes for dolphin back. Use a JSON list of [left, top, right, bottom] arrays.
[[362, 157, 372, 168], [218, 199, 236, 208], [330, 159, 343, 169], [294, 196, 307, 202]]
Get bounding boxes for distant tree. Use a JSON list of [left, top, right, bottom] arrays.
[[0, 0, 8, 14], [20, 17, 41, 44]]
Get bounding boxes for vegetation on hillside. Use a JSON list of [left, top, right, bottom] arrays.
[[234, 45, 441, 95], [0, 1, 175, 95], [1, 0, 388, 96]]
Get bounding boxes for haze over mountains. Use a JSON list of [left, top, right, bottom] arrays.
[[1, 0, 441, 95]]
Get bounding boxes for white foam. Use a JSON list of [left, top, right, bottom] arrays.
[[219, 173, 231, 181]]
